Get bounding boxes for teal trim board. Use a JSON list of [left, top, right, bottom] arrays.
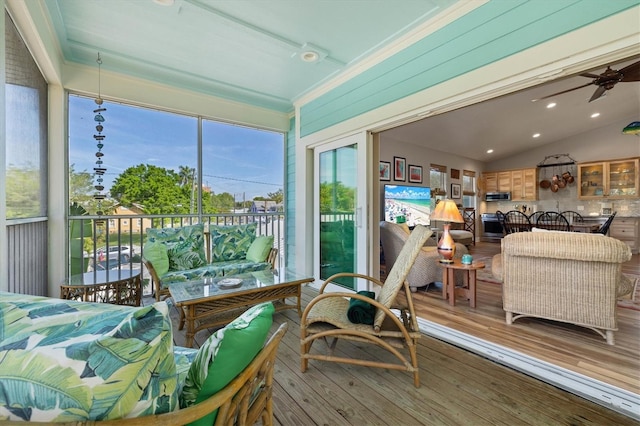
[[285, 116, 296, 268], [300, 0, 640, 138]]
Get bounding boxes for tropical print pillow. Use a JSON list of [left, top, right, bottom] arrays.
[[0, 292, 178, 422], [147, 223, 207, 271], [209, 223, 257, 263]]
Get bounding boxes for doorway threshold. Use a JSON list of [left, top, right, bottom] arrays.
[[418, 318, 640, 420]]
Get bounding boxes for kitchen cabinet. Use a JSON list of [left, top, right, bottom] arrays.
[[610, 217, 639, 254], [578, 158, 639, 199], [483, 172, 498, 193], [498, 172, 511, 192], [481, 168, 537, 201], [511, 168, 537, 201]]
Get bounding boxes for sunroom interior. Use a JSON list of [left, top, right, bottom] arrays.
[[2, 0, 639, 420]]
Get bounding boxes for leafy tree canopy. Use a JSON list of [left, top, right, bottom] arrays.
[[110, 164, 189, 214]]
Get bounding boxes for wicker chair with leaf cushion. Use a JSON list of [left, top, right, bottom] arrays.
[[494, 231, 633, 345], [301, 225, 431, 387], [380, 221, 468, 292]]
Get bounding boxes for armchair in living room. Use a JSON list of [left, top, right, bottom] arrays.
[[380, 221, 468, 293], [492, 230, 633, 345]]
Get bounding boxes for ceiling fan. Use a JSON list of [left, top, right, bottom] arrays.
[[534, 59, 640, 102]]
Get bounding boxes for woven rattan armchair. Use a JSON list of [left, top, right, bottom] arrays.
[[300, 225, 431, 387], [494, 231, 633, 345], [379, 221, 468, 292]]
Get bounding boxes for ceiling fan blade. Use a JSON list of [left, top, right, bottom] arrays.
[[619, 60, 640, 82], [580, 72, 601, 79], [531, 81, 594, 102], [588, 85, 607, 102]]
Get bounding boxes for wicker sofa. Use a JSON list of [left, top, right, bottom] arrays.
[[143, 223, 277, 302], [380, 221, 468, 292], [492, 230, 633, 345], [0, 292, 285, 424]]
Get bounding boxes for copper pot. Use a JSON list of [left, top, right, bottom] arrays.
[[557, 179, 566, 188], [562, 171, 574, 184], [540, 179, 551, 189], [552, 174, 559, 184], [551, 183, 559, 192]]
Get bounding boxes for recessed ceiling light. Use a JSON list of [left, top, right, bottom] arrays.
[[591, 112, 600, 118], [486, 149, 494, 154], [546, 102, 556, 108], [533, 133, 541, 138], [301, 51, 319, 62], [153, 0, 175, 5]]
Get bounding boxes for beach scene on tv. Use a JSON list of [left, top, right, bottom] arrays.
[[384, 185, 432, 226]]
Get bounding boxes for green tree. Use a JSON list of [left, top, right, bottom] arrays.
[[110, 164, 189, 214], [267, 188, 284, 204], [319, 181, 355, 212], [69, 164, 118, 215]]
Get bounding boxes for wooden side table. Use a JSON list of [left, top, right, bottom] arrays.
[[440, 260, 485, 308]]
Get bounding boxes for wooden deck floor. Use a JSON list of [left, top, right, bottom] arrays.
[[155, 271, 638, 425]]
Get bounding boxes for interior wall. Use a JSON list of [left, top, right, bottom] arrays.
[[378, 136, 485, 220], [381, 119, 639, 218]]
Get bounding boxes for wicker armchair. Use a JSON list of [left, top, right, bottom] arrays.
[[380, 221, 468, 292], [493, 231, 633, 345], [301, 225, 431, 387]]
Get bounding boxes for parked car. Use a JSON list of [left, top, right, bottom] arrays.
[[87, 255, 133, 272], [96, 245, 134, 262]]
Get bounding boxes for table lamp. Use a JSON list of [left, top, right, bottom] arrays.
[[431, 199, 464, 263]]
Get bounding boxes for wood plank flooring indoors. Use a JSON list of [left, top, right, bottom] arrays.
[[406, 241, 639, 395], [150, 252, 639, 426]]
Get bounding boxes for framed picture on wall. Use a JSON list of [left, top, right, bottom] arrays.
[[408, 165, 422, 183], [394, 157, 406, 181], [451, 183, 461, 199], [451, 168, 460, 179], [379, 161, 391, 181]]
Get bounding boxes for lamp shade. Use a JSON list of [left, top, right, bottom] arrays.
[[431, 199, 463, 263], [431, 199, 463, 223]]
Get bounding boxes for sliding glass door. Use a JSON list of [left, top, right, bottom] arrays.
[[315, 134, 368, 290]]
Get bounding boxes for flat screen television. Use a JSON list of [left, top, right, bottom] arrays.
[[384, 184, 432, 226]]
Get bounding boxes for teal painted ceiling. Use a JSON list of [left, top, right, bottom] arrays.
[[43, 0, 458, 112]]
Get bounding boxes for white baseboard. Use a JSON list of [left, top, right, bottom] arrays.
[[418, 318, 640, 420]]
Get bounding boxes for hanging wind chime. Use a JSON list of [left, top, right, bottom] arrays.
[[93, 53, 107, 216]]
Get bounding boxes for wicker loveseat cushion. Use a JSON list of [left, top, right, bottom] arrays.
[[0, 293, 177, 422]]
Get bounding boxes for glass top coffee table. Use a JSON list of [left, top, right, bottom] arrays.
[[170, 268, 314, 347]]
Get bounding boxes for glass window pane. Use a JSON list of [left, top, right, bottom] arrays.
[[69, 95, 197, 214], [5, 13, 48, 219], [202, 120, 284, 213]]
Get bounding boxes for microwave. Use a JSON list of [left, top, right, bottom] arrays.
[[485, 192, 511, 201]]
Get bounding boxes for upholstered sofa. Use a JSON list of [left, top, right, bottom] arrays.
[[143, 223, 277, 301], [0, 292, 285, 424], [492, 230, 633, 345], [380, 221, 468, 292]]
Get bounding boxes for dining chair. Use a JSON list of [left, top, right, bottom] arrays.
[[528, 211, 544, 225], [560, 210, 584, 224], [536, 211, 571, 232], [503, 210, 532, 233], [596, 212, 617, 235]]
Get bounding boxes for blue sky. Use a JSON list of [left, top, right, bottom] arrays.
[[69, 95, 284, 201]]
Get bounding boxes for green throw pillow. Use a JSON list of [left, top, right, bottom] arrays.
[[246, 235, 274, 262], [143, 241, 170, 276], [180, 302, 274, 426], [146, 224, 207, 271]]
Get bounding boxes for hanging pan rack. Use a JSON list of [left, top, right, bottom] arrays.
[[536, 153, 576, 168]]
